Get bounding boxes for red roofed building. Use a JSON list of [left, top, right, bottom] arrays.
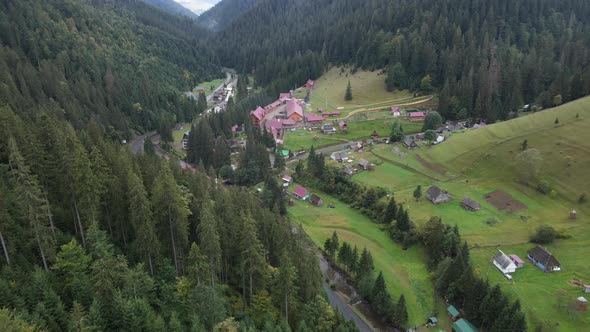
[[250, 106, 266, 126], [279, 92, 292, 100], [287, 99, 304, 121], [305, 79, 314, 89], [408, 111, 426, 121], [391, 106, 401, 117], [293, 185, 309, 200], [306, 114, 324, 123]]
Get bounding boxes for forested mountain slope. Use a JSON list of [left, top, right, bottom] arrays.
[[197, 0, 259, 31], [141, 0, 199, 19], [0, 0, 218, 138], [217, 0, 590, 122]]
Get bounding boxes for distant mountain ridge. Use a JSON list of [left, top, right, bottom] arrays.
[[197, 0, 259, 31], [141, 0, 199, 19]]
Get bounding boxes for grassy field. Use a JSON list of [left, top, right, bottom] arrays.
[[347, 96, 590, 330], [194, 77, 225, 93], [282, 120, 424, 151], [309, 67, 412, 107], [287, 189, 440, 327]]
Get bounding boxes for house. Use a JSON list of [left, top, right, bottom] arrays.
[[305, 79, 314, 89], [339, 121, 348, 130], [317, 107, 323, 113], [461, 196, 480, 211], [447, 305, 460, 321], [391, 106, 401, 117], [452, 318, 478, 332], [493, 250, 517, 274], [510, 254, 525, 268], [279, 92, 292, 100], [309, 194, 323, 207], [584, 285, 590, 293], [433, 135, 445, 144], [426, 317, 438, 327], [342, 165, 354, 176], [371, 130, 379, 139], [426, 186, 452, 204], [358, 158, 370, 170], [282, 175, 293, 187], [286, 99, 304, 121], [305, 113, 324, 123], [293, 185, 310, 200], [408, 111, 426, 121], [182, 130, 191, 149], [527, 246, 561, 272], [330, 150, 349, 162], [321, 124, 337, 134], [402, 137, 419, 149], [250, 106, 266, 126]]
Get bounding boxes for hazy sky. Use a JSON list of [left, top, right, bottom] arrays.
[[174, 0, 220, 14]]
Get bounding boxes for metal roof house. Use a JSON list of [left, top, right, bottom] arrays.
[[527, 246, 561, 272], [426, 186, 452, 204], [447, 305, 460, 321], [358, 158, 370, 170], [293, 185, 310, 200], [309, 194, 323, 207], [452, 318, 478, 332], [493, 250, 517, 274]]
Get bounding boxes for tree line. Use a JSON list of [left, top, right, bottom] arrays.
[[293, 149, 526, 331], [215, 0, 590, 122], [0, 108, 358, 331]]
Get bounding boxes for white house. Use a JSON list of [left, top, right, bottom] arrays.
[[493, 250, 517, 274]]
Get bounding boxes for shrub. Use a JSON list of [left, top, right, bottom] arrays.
[[536, 180, 551, 194], [579, 193, 587, 203], [530, 224, 557, 244]]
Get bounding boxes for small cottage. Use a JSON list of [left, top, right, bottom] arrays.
[[330, 150, 349, 162], [493, 250, 517, 274], [182, 130, 191, 149], [342, 165, 354, 176], [402, 137, 419, 149], [339, 121, 348, 130], [358, 158, 370, 170], [309, 194, 323, 207], [426, 317, 438, 327], [461, 196, 480, 211], [321, 124, 336, 134], [408, 111, 426, 121], [281, 175, 293, 187], [570, 210, 577, 219], [426, 186, 452, 204], [447, 305, 460, 321], [584, 285, 590, 293], [391, 106, 401, 117], [527, 246, 561, 272], [452, 318, 478, 332], [293, 185, 310, 200], [509, 254, 525, 268]]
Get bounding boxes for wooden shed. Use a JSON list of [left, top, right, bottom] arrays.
[[576, 297, 587, 311], [309, 194, 323, 207], [461, 196, 480, 211]]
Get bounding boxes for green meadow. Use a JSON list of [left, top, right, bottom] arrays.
[[347, 96, 590, 330], [287, 189, 438, 327]]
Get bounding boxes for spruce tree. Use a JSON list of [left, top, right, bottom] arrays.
[[344, 81, 353, 101], [413, 185, 422, 201], [383, 197, 398, 224]]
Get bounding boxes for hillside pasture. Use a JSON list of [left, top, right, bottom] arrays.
[[347, 97, 590, 330]]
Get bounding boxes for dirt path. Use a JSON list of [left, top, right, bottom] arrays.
[[339, 96, 434, 120]]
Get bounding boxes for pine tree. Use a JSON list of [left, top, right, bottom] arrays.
[[128, 171, 159, 275], [413, 185, 422, 201], [344, 81, 353, 101], [8, 137, 54, 271], [152, 164, 191, 275], [394, 295, 408, 328], [382, 197, 398, 224], [197, 201, 222, 287], [357, 247, 374, 277], [274, 251, 298, 323], [238, 213, 265, 305]]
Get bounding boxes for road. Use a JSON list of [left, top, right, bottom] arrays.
[[128, 130, 166, 156], [318, 254, 373, 332], [287, 132, 423, 163]]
